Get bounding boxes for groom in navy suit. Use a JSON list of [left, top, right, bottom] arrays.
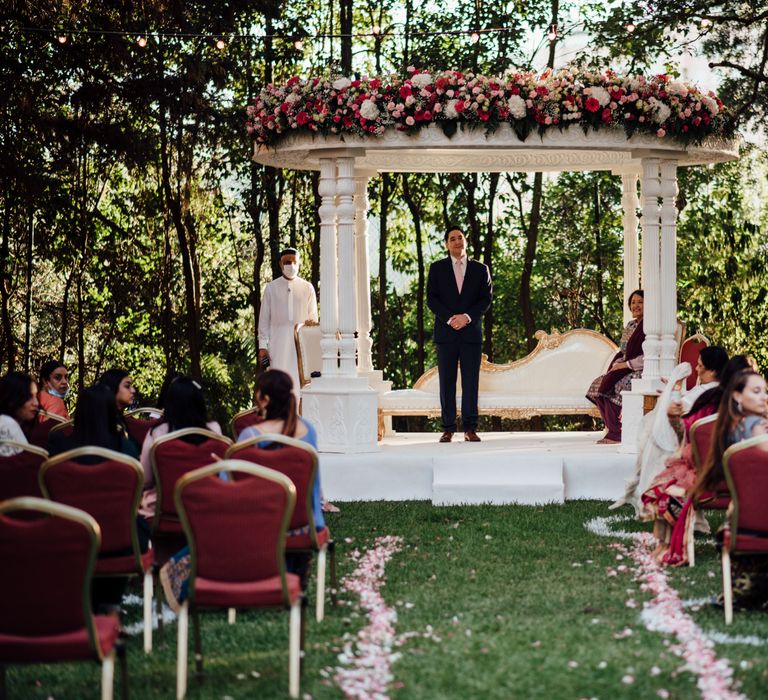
[[426, 226, 493, 442]]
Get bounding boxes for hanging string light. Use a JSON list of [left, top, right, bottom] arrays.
[[294, 39, 304, 50], [57, 34, 67, 44], [215, 37, 226, 49], [137, 35, 147, 47], [469, 31, 480, 44], [625, 21, 635, 33]]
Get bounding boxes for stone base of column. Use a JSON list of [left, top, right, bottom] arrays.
[[618, 390, 645, 454], [301, 376, 379, 453]]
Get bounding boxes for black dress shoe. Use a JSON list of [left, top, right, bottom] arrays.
[[464, 430, 481, 442], [439, 431, 454, 443]]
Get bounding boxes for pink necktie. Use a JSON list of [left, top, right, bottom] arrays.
[[454, 258, 463, 294]]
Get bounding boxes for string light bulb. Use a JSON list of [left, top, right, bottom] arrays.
[[372, 25, 381, 35], [470, 31, 480, 44], [700, 18, 712, 28], [137, 35, 147, 47], [57, 35, 67, 44], [547, 24, 557, 42], [215, 38, 226, 49], [626, 22, 635, 33], [294, 39, 304, 50]]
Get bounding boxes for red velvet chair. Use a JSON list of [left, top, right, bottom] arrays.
[[720, 436, 768, 624], [174, 460, 304, 699], [690, 414, 730, 510], [149, 428, 232, 541], [226, 434, 337, 622], [124, 407, 164, 448], [229, 407, 261, 439], [23, 410, 68, 449], [0, 497, 126, 699], [0, 441, 48, 503], [39, 447, 155, 654], [679, 333, 710, 391]]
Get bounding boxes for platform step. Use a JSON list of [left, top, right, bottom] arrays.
[[431, 453, 565, 505]]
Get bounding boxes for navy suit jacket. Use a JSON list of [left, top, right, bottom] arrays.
[[426, 256, 492, 344]]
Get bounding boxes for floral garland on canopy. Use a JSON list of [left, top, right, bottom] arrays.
[[247, 66, 733, 147]]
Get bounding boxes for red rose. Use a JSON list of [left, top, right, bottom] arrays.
[[585, 97, 600, 113], [296, 111, 310, 125], [343, 116, 353, 127], [682, 125, 689, 132], [423, 110, 432, 121], [280, 102, 291, 113], [693, 116, 702, 126], [287, 76, 299, 87], [703, 115, 710, 124], [399, 85, 412, 99], [509, 86, 520, 95], [333, 115, 341, 123], [454, 100, 466, 113], [609, 88, 624, 101], [479, 110, 490, 121], [435, 77, 447, 91], [601, 108, 612, 123], [352, 80, 361, 88], [370, 79, 381, 89], [536, 85, 548, 96]]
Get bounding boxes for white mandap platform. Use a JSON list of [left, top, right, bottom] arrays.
[[319, 431, 635, 505]]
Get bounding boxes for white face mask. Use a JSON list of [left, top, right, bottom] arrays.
[[282, 262, 299, 279]]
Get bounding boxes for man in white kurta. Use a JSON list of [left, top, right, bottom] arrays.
[[257, 249, 318, 394]]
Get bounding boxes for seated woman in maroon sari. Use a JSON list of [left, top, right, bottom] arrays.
[[586, 290, 645, 444]]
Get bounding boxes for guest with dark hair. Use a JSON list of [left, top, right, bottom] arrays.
[[98, 368, 136, 412], [37, 360, 70, 421], [587, 290, 645, 444], [138, 376, 222, 521], [679, 346, 729, 413], [48, 384, 138, 458], [157, 371, 184, 410], [0, 372, 39, 456]]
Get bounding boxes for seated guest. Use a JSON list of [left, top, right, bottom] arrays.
[[641, 354, 750, 562], [0, 372, 39, 455], [160, 370, 324, 611], [47, 383, 147, 611], [98, 368, 138, 449], [694, 370, 768, 608], [680, 346, 728, 413], [586, 290, 645, 444], [138, 376, 222, 521], [37, 360, 70, 421], [48, 384, 138, 459]]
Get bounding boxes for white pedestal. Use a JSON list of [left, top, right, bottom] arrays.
[[618, 390, 645, 454], [301, 377, 379, 453]]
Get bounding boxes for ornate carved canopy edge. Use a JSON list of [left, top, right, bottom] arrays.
[[253, 123, 739, 174]]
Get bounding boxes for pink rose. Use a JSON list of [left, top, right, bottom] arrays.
[[657, 128, 666, 137], [406, 116, 415, 126]]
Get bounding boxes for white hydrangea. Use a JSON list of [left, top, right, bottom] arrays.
[[701, 95, 719, 116], [508, 94, 527, 120], [444, 99, 459, 119], [590, 86, 611, 107], [652, 100, 672, 124], [360, 99, 380, 121], [411, 72, 432, 89], [667, 80, 688, 97], [332, 77, 352, 90], [285, 93, 301, 104]]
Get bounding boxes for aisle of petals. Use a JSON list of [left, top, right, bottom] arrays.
[[613, 533, 745, 700], [333, 535, 408, 700]]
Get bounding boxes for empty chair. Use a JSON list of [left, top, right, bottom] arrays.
[[227, 434, 337, 621], [124, 407, 164, 447], [39, 446, 155, 653], [230, 406, 262, 437], [174, 460, 305, 699], [690, 414, 729, 509], [720, 435, 768, 623], [0, 497, 126, 699]]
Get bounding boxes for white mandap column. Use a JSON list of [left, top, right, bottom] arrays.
[[621, 173, 640, 326], [658, 160, 679, 378], [354, 171, 393, 397], [300, 152, 379, 453], [620, 158, 665, 453]]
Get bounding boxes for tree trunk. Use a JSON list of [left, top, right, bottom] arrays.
[[463, 174, 482, 260], [339, 0, 353, 74], [0, 190, 15, 372], [401, 175, 425, 376], [483, 173, 499, 362], [520, 171, 543, 352]]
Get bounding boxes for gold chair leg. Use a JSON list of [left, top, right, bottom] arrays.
[[101, 649, 116, 700], [316, 546, 327, 622], [288, 600, 301, 698], [722, 548, 733, 625], [176, 602, 189, 699], [143, 570, 153, 653]]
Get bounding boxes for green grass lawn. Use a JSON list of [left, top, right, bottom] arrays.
[[7, 501, 768, 699]]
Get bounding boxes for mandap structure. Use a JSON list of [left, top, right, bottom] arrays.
[[250, 67, 739, 453]]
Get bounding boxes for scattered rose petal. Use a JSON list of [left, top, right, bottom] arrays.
[[622, 674, 635, 684], [568, 660, 579, 668]]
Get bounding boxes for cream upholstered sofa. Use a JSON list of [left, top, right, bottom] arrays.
[[378, 329, 618, 428]]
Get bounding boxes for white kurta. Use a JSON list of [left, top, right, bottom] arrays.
[[258, 275, 318, 393]]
